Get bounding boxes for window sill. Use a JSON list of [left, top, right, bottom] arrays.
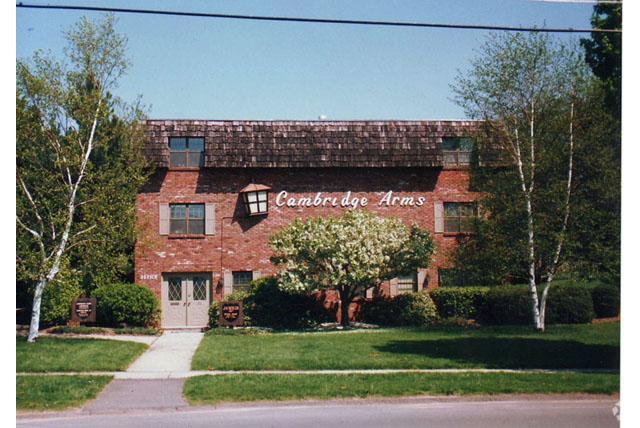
[[168, 167, 202, 171], [168, 234, 206, 239], [441, 232, 475, 237]]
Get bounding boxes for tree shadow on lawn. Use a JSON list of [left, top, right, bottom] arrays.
[[374, 338, 619, 369]]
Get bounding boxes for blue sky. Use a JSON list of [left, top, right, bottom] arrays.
[[16, 0, 595, 120]]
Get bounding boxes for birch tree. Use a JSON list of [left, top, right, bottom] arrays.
[[17, 15, 132, 342], [453, 33, 592, 331]]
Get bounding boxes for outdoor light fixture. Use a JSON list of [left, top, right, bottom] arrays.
[[240, 183, 271, 216]]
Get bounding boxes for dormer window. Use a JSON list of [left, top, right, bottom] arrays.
[[169, 137, 204, 168], [443, 137, 474, 167]]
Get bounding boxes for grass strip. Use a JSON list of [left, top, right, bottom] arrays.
[[16, 336, 148, 372], [16, 375, 112, 411], [191, 323, 620, 371], [184, 372, 619, 405]]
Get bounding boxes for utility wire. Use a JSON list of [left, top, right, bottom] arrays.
[[16, 3, 621, 34]]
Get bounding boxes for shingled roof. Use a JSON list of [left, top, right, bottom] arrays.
[[144, 120, 479, 168]]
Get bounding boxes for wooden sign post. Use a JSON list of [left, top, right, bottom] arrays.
[[70, 297, 97, 325], [219, 301, 244, 327]]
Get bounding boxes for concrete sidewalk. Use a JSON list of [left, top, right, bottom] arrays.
[[81, 331, 204, 413], [126, 331, 204, 373]]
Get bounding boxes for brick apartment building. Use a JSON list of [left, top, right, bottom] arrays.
[[136, 120, 480, 328]]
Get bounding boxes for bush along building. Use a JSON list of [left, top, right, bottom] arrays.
[[136, 120, 480, 328]]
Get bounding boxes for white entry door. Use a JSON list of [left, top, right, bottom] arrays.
[[162, 274, 211, 328]]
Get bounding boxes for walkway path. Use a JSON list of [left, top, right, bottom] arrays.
[[81, 331, 204, 413], [16, 367, 619, 380]]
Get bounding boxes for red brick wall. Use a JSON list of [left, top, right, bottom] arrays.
[[135, 167, 477, 306]]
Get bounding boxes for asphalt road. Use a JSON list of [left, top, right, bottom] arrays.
[[17, 397, 619, 428]]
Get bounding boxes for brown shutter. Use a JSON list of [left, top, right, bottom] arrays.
[[205, 203, 216, 235], [159, 203, 170, 235], [252, 271, 262, 281], [434, 201, 444, 233], [417, 270, 427, 292], [223, 271, 233, 296]]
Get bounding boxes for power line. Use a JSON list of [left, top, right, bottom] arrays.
[[16, 3, 621, 34]]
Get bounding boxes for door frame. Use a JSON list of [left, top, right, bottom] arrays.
[[161, 272, 212, 328]]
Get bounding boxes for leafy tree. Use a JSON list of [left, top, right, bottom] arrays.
[[269, 210, 435, 327], [452, 33, 595, 331], [16, 15, 149, 341], [581, 2, 622, 116]]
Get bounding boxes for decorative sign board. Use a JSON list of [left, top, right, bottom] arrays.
[[219, 301, 244, 327], [70, 297, 97, 324], [275, 190, 427, 209]]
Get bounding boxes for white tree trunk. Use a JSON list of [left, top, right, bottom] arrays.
[[514, 128, 542, 330], [25, 100, 101, 343], [539, 100, 575, 329]]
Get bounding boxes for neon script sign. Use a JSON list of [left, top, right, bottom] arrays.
[[275, 191, 426, 209]]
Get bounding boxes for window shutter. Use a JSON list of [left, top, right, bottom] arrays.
[[252, 271, 262, 281], [159, 203, 170, 235], [389, 278, 399, 297], [434, 201, 444, 233], [417, 270, 426, 292], [205, 203, 216, 235], [223, 271, 233, 296]]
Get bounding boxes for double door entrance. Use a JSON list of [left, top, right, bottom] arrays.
[[162, 273, 211, 328]]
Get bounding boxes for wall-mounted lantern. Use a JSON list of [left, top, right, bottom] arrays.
[[240, 183, 271, 216]]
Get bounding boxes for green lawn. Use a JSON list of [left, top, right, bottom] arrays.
[[191, 323, 619, 370], [16, 336, 148, 372], [17, 375, 112, 411], [184, 372, 619, 405]]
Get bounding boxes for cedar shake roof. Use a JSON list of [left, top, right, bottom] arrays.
[[144, 120, 480, 168]]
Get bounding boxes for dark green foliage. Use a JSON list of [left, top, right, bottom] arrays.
[[589, 285, 620, 318], [362, 293, 439, 327], [546, 286, 595, 324], [244, 277, 321, 329], [92, 283, 159, 327], [581, 3, 622, 116], [208, 278, 322, 329], [477, 287, 533, 325], [429, 287, 490, 319], [39, 266, 83, 326], [477, 285, 595, 325]]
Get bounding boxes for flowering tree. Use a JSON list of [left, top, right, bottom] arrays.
[[269, 210, 435, 327]]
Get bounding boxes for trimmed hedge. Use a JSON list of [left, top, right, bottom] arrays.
[[589, 285, 620, 318], [429, 287, 490, 319], [92, 283, 160, 327], [430, 284, 596, 325], [545, 285, 595, 324], [477, 286, 533, 325], [208, 277, 322, 329], [362, 293, 439, 327]]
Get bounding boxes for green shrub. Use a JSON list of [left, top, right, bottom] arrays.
[[39, 269, 83, 326], [244, 277, 320, 329], [92, 283, 159, 327], [477, 284, 595, 325], [589, 285, 620, 318], [362, 292, 439, 326], [477, 286, 533, 325], [546, 285, 595, 324], [208, 278, 321, 329], [429, 287, 490, 319]]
